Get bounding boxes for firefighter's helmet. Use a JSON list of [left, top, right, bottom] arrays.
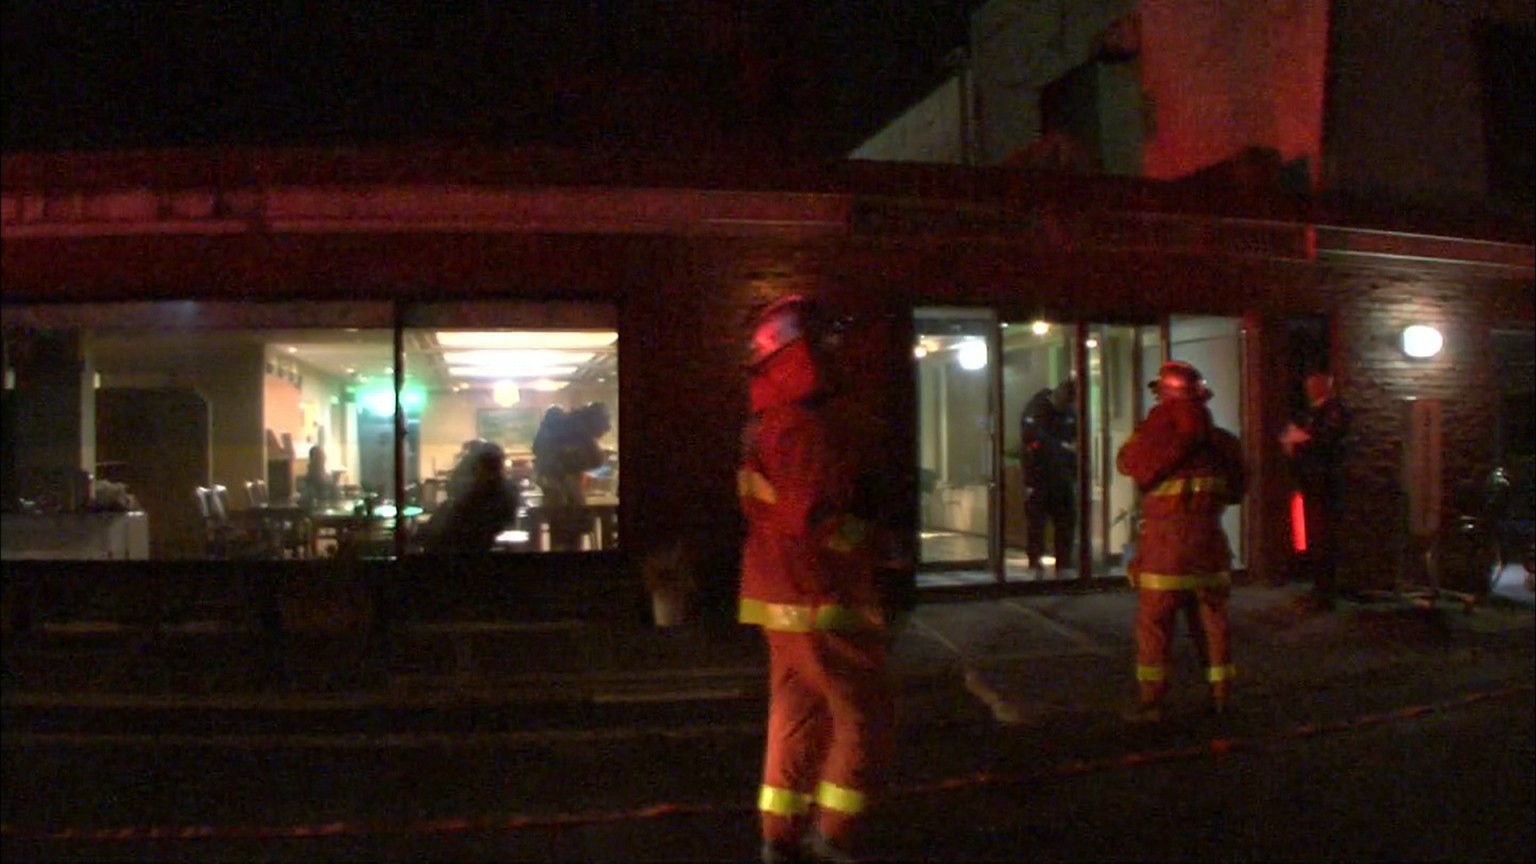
[[1148, 360, 1210, 401], [747, 294, 846, 369]]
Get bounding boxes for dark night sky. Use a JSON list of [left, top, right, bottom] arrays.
[[2, 1, 982, 159]]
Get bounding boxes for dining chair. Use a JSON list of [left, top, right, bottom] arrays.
[[205, 484, 272, 559], [195, 486, 228, 558]]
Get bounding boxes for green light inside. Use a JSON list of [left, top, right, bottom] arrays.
[[359, 385, 426, 416]]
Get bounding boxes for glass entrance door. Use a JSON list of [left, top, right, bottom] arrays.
[[915, 311, 1244, 589], [999, 319, 1158, 582], [914, 308, 998, 580], [1086, 324, 1160, 580], [1001, 318, 1080, 580], [1168, 315, 1246, 568]]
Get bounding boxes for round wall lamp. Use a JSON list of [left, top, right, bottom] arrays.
[[1401, 325, 1444, 359]]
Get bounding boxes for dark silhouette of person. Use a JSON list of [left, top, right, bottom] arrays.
[[532, 402, 611, 550], [298, 444, 337, 511], [1021, 377, 1078, 575], [445, 438, 500, 503], [424, 440, 518, 555], [1281, 371, 1351, 609]]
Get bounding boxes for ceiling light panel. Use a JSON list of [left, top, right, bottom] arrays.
[[442, 349, 594, 367], [434, 331, 617, 350], [448, 365, 580, 380], [523, 379, 569, 392]]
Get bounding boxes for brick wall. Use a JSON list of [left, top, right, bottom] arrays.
[[1323, 259, 1516, 591]]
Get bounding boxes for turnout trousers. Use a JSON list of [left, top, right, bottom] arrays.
[[759, 628, 895, 852], [1134, 585, 1235, 706]]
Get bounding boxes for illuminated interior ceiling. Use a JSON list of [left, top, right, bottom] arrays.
[[424, 330, 618, 391], [321, 330, 619, 393], [91, 329, 619, 394], [913, 322, 1064, 357]]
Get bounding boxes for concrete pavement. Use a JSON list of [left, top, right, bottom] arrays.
[[4, 573, 1531, 725], [4, 574, 1532, 862]]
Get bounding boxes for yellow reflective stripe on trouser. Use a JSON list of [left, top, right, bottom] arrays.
[[815, 781, 867, 815], [1136, 664, 1166, 682], [1206, 663, 1237, 683], [1148, 474, 1225, 498], [1135, 571, 1231, 591], [758, 785, 813, 816], [738, 598, 883, 633], [737, 469, 778, 503]]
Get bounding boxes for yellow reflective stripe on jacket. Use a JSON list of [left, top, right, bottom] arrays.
[[738, 598, 884, 633], [1137, 664, 1165, 682], [758, 785, 812, 816], [815, 781, 867, 815], [1148, 475, 1225, 498], [1134, 571, 1232, 591], [737, 468, 777, 503], [736, 469, 865, 554], [1206, 663, 1237, 683]]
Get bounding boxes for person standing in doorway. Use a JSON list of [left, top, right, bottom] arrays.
[[737, 294, 895, 863], [1117, 361, 1245, 723], [1280, 370, 1351, 611], [1021, 377, 1079, 576]]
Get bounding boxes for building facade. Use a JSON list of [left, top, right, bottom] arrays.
[[3, 149, 1530, 628], [846, 0, 1535, 599]]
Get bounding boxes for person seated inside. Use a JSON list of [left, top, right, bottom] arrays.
[[298, 444, 338, 511], [423, 440, 519, 555]]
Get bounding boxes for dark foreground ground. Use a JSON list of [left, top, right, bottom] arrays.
[[4, 579, 1533, 862]]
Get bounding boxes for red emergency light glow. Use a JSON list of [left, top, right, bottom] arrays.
[[1291, 492, 1308, 553]]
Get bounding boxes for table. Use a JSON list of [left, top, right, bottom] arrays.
[[309, 504, 423, 558], [237, 505, 312, 559], [520, 501, 619, 551]]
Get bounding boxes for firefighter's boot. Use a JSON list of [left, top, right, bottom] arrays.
[[1209, 682, 1231, 717], [802, 828, 858, 863], [761, 839, 804, 864], [1124, 677, 1164, 724]]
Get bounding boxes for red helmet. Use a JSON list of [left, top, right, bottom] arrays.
[[1148, 360, 1210, 401], [747, 294, 845, 369]]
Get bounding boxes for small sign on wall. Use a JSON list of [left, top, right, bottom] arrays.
[[1402, 398, 1442, 538]]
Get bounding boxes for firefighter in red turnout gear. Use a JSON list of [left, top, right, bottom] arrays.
[[1116, 361, 1246, 723], [738, 295, 895, 863]]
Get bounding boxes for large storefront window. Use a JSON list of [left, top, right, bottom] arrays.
[[402, 302, 618, 555], [1, 300, 619, 562]]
